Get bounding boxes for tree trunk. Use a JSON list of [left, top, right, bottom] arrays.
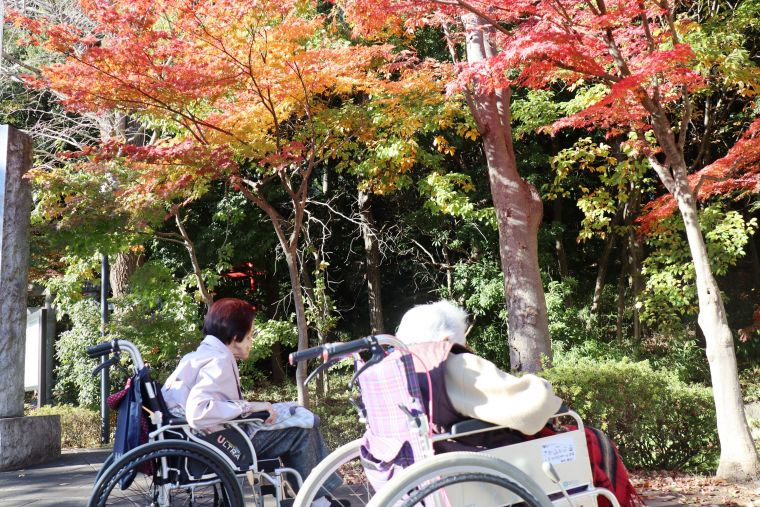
[[283, 247, 310, 408], [748, 234, 760, 287], [358, 191, 384, 334], [270, 342, 285, 385], [174, 211, 213, 306], [238, 182, 311, 407], [647, 108, 760, 479], [615, 247, 627, 343], [673, 178, 759, 479], [591, 206, 622, 316], [624, 186, 643, 343], [300, 264, 328, 400], [462, 13, 551, 372], [109, 250, 145, 299]]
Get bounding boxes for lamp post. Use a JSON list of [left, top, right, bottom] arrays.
[[100, 254, 110, 445]]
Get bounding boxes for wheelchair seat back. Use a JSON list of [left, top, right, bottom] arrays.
[[356, 349, 432, 491]]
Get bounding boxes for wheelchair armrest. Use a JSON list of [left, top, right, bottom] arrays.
[[449, 418, 497, 435], [234, 411, 271, 422], [160, 411, 270, 431]]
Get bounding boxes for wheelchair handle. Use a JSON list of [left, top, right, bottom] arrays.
[[289, 336, 375, 365], [289, 346, 323, 365], [92, 355, 119, 376], [85, 339, 146, 372], [87, 340, 118, 358], [288, 334, 404, 365]]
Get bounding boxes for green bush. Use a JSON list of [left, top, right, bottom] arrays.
[[543, 357, 718, 472], [28, 404, 102, 449], [53, 300, 105, 409]]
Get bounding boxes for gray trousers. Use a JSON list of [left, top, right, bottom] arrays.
[[246, 423, 342, 495]]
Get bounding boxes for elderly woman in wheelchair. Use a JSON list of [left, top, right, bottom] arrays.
[[291, 301, 641, 507], [87, 298, 348, 507]]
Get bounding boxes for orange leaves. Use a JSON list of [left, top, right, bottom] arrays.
[[638, 119, 760, 234]]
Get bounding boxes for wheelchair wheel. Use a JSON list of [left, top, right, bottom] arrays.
[[89, 440, 244, 507], [294, 438, 372, 506], [366, 451, 553, 507]]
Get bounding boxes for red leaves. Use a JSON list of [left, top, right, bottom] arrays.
[[639, 118, 760, 233], [259, 142, 306, 171], [340, 0, 706, 138]]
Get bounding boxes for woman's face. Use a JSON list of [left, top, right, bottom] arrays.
[[229, 323, 255, 361]]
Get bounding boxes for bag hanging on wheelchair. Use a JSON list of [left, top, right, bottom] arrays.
[[108, 368, 148, 489]]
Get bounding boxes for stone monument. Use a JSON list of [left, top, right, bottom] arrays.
[[0, 125, 61, 471]]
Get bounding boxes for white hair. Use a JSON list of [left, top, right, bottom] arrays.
[[395, 300, 469, 345]]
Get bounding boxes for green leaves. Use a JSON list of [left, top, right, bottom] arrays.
[[549, 137, 650, 241], [418, 171, 496, 228], [640, 203, 758, 333], [511, 89, 563, 139]]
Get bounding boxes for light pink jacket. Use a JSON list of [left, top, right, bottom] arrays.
[[162, 335, 248, 430]]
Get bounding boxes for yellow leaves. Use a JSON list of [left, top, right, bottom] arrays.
[[432, 135, 456, 156], [398, 156, 415, 172]]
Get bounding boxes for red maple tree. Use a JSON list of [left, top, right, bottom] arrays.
[[337, 0, 760, 480]]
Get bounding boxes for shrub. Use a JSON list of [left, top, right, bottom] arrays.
[[109, 261, 201, 381], [28, 404, 102, 448], [53, 300, 105, 409], [310, 370, 365, 450], [543, 357, 718, 472]]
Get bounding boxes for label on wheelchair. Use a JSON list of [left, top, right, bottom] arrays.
[[541, 436, 576, 464], [197, 428, 253, 470]]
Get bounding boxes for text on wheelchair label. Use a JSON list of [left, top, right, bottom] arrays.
[[541, 437, 576, 464]]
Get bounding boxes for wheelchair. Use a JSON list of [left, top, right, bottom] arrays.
[[288, 335, 623, 507], [86, 340, 302, 507]]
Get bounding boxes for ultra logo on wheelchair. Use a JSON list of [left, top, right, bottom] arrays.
[[197, 428, 253, 470]]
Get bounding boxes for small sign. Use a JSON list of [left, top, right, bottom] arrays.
[[541, 437, 576, 464], [25, 308, 43, 391]]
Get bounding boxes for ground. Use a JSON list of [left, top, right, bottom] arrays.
[[632, 470, 760, 507]]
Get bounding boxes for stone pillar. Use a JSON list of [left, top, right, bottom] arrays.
[[0, 125, 61, 471], [0, 125, 33, 419]]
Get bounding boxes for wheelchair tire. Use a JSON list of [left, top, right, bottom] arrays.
[[89, 440, 244, 507], [294, 438, 372, 507], [366, 451, 554, 507]]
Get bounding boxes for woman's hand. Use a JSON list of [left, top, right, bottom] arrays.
[[244, 401, 277, 424]]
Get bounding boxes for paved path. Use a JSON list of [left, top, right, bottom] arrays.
[[0, 449, 345, 506], [0, 449, 110, 506], [0, 449, 685, 507]]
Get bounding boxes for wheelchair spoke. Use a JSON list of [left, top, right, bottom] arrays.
[[91, 443, 243, 507]]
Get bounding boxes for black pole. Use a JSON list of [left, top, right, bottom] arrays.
[[100, 254, 110, 445]]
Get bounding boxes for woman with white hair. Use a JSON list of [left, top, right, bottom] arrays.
[[394, 301, 639, 507], [396, 300, 561, 438]]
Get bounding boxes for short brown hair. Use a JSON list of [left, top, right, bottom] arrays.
[[202, 298, 256, 344]]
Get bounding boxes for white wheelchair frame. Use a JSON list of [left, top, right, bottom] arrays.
[[292, 335, 622, 507]]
